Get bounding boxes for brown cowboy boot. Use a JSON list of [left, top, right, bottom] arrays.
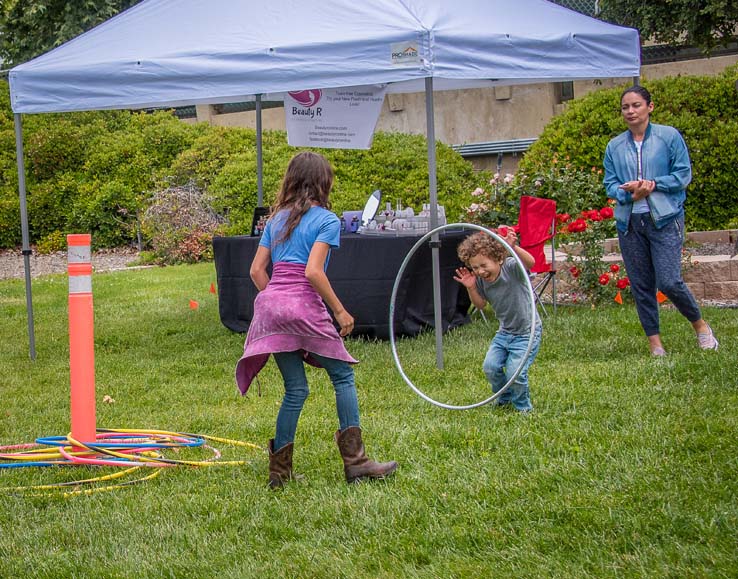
[[268, 439, 294, 489], [335, 426, 398, 483]]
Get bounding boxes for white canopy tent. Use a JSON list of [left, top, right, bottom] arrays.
[[9, 0, 640, 360]]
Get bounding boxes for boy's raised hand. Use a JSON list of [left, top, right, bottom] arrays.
[[453, 267, 476, 288], [497, 224, 517, 246]]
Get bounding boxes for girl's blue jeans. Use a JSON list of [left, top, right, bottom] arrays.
[[272, 351, 360, 449], [483, 325, 542, 412], [618, 213, 702, 336]]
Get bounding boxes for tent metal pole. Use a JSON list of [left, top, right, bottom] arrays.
[[551, 220, 557, 315], [14, 113, 37, 360], [425, 77, 444, 370], [256, 94, 264, 206]]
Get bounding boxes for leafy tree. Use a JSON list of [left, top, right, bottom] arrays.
[[0, 0, 141, 67], [599, 0, 738, 54]]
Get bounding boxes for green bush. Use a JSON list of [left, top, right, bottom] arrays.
[[5, 65, 735, 251], [518, 65, 738, 231], [0, 77, 487, 249], [0, 192, 19, 248], [27, 171, 80, 241], [157, 128, 488, 237], [23, 113, 110, 181], [0, 91, 205, 249], [73, 180, 140, 248], [35, 230, 67, 254]]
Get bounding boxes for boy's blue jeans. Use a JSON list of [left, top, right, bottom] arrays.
[[272, 351, 360, 449], [483, 325, 542, 412]]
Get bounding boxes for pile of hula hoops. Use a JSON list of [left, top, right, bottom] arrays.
[[0, 428, 261, 497]]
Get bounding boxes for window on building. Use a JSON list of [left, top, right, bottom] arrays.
[[172, 105, 197, 119], [213, 101, 283, 115], [556, 81, 574, 104]]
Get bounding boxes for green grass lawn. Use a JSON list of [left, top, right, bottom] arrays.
[[1, 263, 736, 578]]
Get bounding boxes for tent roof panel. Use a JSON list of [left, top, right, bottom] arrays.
[[9, 0, 640, 114]]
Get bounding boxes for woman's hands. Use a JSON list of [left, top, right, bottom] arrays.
[[620, 179, 656, 201]]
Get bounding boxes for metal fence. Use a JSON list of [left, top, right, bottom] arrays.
[[550, 0, 598, 16]]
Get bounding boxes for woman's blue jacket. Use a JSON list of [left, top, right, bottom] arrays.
[[603, 122, 692, 233]]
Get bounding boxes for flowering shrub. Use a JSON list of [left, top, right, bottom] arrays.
[[462, 164, 630, 306], [558, 203, 629, 305], [464, 172, 520, 227], [464, 160, 608, 230], [517, 155, 608, 216]]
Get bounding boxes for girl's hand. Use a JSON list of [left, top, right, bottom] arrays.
[[453, 267, 477, 288], [334, 309, 355, 337]]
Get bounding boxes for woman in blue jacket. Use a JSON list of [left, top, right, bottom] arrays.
[[603, 86, 718, 356]]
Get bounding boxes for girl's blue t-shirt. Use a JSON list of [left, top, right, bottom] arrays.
[[260, 206, 341, 266]]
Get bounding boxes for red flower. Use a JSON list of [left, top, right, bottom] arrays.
[[569, 266, 581, 278], [589, 210, 603, 222], [609, 264, 620, 273], [599, 206, 614, 219], [599, 273, 610, 285], [616, 277, 630, 289], [566, 219, 588, 233], [580, 210, 597, 220], [556, 213, 571, 224]]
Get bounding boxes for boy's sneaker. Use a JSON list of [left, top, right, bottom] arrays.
[[697, 324, 719, 350]]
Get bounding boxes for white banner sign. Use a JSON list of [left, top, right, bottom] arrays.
[[284, 85, 387, 149]]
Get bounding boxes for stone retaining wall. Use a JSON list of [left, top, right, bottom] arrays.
[[603, 229, 738, 253], [548, 229, 738, 303], [683, 256, 738, 301]]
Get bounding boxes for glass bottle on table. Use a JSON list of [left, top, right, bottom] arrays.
[[383, 202, 395, 228]]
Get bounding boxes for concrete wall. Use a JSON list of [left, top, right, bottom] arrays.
[[573, 53, 738, 96]]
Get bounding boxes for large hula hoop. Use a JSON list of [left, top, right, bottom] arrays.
[[389, 223, 538, 410]]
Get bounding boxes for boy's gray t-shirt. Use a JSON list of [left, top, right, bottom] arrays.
[[475, 256, 541, 335]]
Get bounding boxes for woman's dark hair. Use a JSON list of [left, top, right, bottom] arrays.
[[620, 85, 651, 105], [271, 151, 334, 242]]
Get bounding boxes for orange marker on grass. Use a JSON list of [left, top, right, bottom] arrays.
[[67, 234, 97, 445]]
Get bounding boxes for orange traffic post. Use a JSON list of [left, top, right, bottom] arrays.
[[67, 234, 97, 445]]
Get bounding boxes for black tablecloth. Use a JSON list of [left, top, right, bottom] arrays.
[[213, 231, 471, 339]]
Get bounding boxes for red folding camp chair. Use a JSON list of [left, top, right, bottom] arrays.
[[517, 195, 557, 315]]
